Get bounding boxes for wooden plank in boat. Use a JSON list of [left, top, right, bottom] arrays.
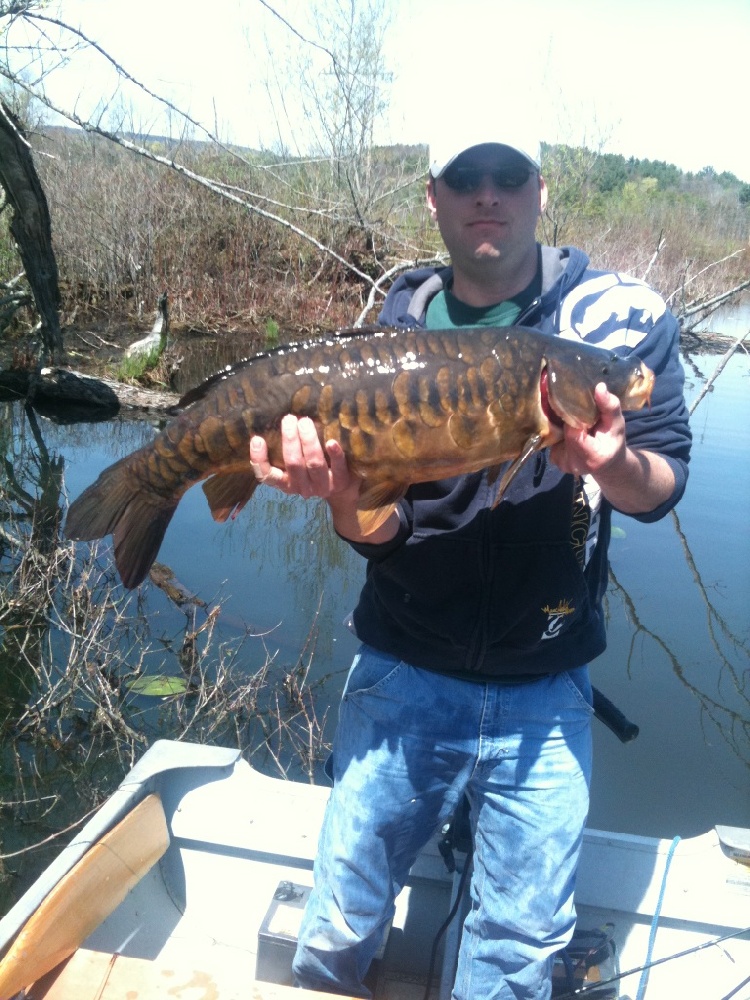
[[0, 794, 169, 1000], [26, 947, 363, 999]]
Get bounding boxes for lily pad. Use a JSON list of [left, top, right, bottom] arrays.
[[127, 674, 188, 696]]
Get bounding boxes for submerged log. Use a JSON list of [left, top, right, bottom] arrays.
[[0, 365, 179, 416], [0, 101, 62, 359]]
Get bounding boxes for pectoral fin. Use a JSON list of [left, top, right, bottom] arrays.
[[356, 480, 408, 536], [202, 471, 259, 522], [491, 434, 543, 507], [486, 463, 503, 487]]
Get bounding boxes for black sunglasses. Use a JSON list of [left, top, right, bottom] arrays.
[[441, 164, 534, 194]]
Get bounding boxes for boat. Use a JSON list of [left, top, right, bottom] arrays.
[[0, 739, 747, 999]]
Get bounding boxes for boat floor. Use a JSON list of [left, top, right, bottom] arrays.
[[4, 742, 749, 1000]]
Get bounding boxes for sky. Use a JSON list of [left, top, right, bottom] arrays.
[[8, 0, 750, 180]]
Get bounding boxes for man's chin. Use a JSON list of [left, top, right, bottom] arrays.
[[471, 244, 504, 261]]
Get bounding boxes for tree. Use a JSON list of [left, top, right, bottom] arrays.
[[0, 99, 61, 356], [256, 0, 411, 233], [0, 0, 432, 330], [591, 153, 628, 194], [540, 142, 600, 247]]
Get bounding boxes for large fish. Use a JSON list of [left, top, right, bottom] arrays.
[[65, 325, 654, 588]]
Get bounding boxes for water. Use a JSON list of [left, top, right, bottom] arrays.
[[1, 347, 748, 841], [692, 291, 750, 340], [588, 348, 750, 836]]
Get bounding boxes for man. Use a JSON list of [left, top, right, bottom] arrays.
[[249, 122, 691, 999]]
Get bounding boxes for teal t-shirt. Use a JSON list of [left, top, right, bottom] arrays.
[[425, 290, 521, 330]]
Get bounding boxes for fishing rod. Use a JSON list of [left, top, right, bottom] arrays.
[[552, 923, 750, 1000]]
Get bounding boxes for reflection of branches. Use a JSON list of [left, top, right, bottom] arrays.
[[258, 595, 333, 783], [669, 507, 749, 673], [0, 403, 64, 709], [608, 565, 749, 766], [0, 400, 337, 913]]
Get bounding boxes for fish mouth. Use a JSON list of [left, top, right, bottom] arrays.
[[540, 367, 564, 428]]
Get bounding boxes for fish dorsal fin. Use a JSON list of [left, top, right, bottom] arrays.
[[175, 360, 259, 410], [356, 480, 409, 536], [202, 471, 259, 523], [169, 355, 262, 413], [491, 433, 543, 507], [174, 326, 391, 411]]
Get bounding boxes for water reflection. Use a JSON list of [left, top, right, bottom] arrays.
[[587, 348, 749, 836], [0, 405, 65, 716]]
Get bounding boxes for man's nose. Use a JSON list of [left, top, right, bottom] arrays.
[[473, 174, 501, 201]]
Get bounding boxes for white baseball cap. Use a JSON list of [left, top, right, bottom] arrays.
[[430, 122, 542, 178]]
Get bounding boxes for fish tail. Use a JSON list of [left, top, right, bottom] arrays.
[[65, 460, 178, 589]]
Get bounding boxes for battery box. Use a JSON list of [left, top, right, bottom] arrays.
[[256, 880, 312, 985]]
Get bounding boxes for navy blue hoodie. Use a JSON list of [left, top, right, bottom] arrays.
[[343, 244, 691, 679]]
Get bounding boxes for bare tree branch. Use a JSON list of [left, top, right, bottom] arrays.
[[688, 327, 750, 416], [666, 248, 747, 308], [0, 67, 379, 288]]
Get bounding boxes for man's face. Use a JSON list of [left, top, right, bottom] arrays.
[[427, 145, 547, 272]]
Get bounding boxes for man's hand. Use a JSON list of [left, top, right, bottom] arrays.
[[549, 383, 627, 478], [549, 383, 675, 514], [249, 415, 400, 543], [250, 415, 356, 500]]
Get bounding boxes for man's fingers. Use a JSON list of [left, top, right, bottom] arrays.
[[325, 439, 350, 491], [249, 434, 270, 479], [250, 434, 283, 488], [250, 417, 353, 499]]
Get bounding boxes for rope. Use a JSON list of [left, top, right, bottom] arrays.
[[635, 835, 681, 1000]]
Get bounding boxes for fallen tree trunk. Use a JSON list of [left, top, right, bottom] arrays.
[[0, 365, 179, 415]]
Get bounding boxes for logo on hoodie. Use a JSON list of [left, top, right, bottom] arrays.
[[540, 599, 575, 641]]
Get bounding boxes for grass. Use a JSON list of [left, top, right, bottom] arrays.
[[114, 343, 164, 381]]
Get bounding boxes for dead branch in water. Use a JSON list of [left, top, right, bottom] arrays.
[[0, 365, 179, 413], [688, 327, 750, 416], [678, 276, 750, 335]]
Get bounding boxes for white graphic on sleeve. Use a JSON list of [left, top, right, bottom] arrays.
[[558, 273, 666, 351]]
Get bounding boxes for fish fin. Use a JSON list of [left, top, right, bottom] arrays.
[[491, 434, 544, 508], [175, 358, 258, 410], [66, 460, 178, 589], [356, 481, 408, 536], [65, 456, 135, 542], [485, 463, 503, 487], [202, 471, 259, 523], [113, 502, 177, 589]]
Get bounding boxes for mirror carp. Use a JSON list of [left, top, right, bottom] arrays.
[[65, 325, 654, 589]]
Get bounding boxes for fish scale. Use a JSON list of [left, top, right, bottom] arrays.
[[65, 325, 654, 589]]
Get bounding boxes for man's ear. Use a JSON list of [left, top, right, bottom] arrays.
[[426, 176, 438, 221]]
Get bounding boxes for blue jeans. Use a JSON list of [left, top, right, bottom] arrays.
[[292, 644, 593, 1000]]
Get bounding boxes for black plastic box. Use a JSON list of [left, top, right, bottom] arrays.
[[256, 880, 312, 985]]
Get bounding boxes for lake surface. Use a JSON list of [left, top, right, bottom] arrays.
[[1, 344, 749, 842]]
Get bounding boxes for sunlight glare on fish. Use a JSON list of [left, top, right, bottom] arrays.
[[397, 351, 427, 372]]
